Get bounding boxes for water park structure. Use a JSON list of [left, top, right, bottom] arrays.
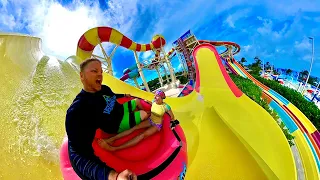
[[120, 64, 142, 89], [60, 26, 298, 179], [120, 47, 178, 90], [75, 27, 180, 92], [1, 25, 319, 179]]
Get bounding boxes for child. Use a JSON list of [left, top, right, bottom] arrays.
[[98, 89, 175, 151]]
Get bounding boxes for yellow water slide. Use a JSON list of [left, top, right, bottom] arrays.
[[1, 33, 296, 179], [68, 43, 297, 179]]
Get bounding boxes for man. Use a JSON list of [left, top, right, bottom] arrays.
[[65, 58, 149, 180]]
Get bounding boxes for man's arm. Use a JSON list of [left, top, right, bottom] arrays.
[[65, 104, 85, 146], [66, 105, 119, 180]]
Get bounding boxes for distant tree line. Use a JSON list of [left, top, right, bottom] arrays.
[[239, 56, 319, 86]]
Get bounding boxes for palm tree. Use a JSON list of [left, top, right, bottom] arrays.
[[253, 56, 262, 67], [265, 62, 271, 71], [239, 57, 247, 66], [254, 56, 259, 63], [301, 70, 309, 77], [240, 57, 247, 63], [299, 70, 309, 81], [286, 69, 292, 76]]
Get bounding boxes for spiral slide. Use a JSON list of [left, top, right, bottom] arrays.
[[76, 26, 168, 60], [0, 31, 296, 179], [120, 65, 139, 81], [198, 40, 240, 56]]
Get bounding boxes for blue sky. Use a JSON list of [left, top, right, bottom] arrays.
[[1, 0, 320, 85]]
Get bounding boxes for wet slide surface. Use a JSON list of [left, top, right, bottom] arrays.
[[0, 34, 82, 179], [1, 34, 295, 179]]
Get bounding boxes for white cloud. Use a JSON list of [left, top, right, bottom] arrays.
[[264, 0, 320, 16], [144, 0, 250, 44], [1, 0, 140, 60], [225, 16, 235, 28], [256, 17, 289, 40], [138, 46, 174, 66], [2, 0, 320, 78], [294, 37, 312, 50], [302, 54, 312, 61], [140, 51, 154, 60], [275, 48, 286, 54], [27, 2, 101, 60], [224, 8, 251, 28], [257, 17, 273, 35], [0, 14, 16, 30], [164, 45, 172, 53], [274, 23, 288, 38], [243, 45, 251, 52], [301, 55, 320, 63], [0, 0, 7, 7], [315, 17, 320, 22]]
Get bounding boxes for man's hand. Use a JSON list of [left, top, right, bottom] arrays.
[[116, 169, 137, 180]]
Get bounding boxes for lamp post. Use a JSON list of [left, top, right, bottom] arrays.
[[311, 81, 320, 101], [262, 58, 265, 76], [301, 37, 314, 94]]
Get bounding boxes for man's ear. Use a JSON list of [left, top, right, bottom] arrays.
[[80, 71, 84, 80]]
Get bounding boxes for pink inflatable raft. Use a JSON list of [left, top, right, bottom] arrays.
[[60, 97, 188, 180]]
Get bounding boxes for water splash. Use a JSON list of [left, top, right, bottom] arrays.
[[10, 55, 81, 163]]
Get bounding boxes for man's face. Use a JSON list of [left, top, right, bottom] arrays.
[[80, 61, 103, 92]]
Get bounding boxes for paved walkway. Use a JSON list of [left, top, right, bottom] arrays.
[[291, 143, 305, 180], [155, 81, 184, 97]]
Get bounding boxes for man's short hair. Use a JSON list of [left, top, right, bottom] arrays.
[[80, 58, 101, 72]]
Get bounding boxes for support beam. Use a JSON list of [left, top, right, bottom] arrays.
[[161, 47, 177, 88], [163, 65, 170, 83], [109, 45, 119, 59], [97, 38, 114, 76], [155, 67, 163, 87], [92, 54, 106, 61], [133, 77, 141, 89], [133, 51, 150, 92], [301, 37, 315, 94], [177, 53, 188, 75], [105, 45, 118, 76]]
